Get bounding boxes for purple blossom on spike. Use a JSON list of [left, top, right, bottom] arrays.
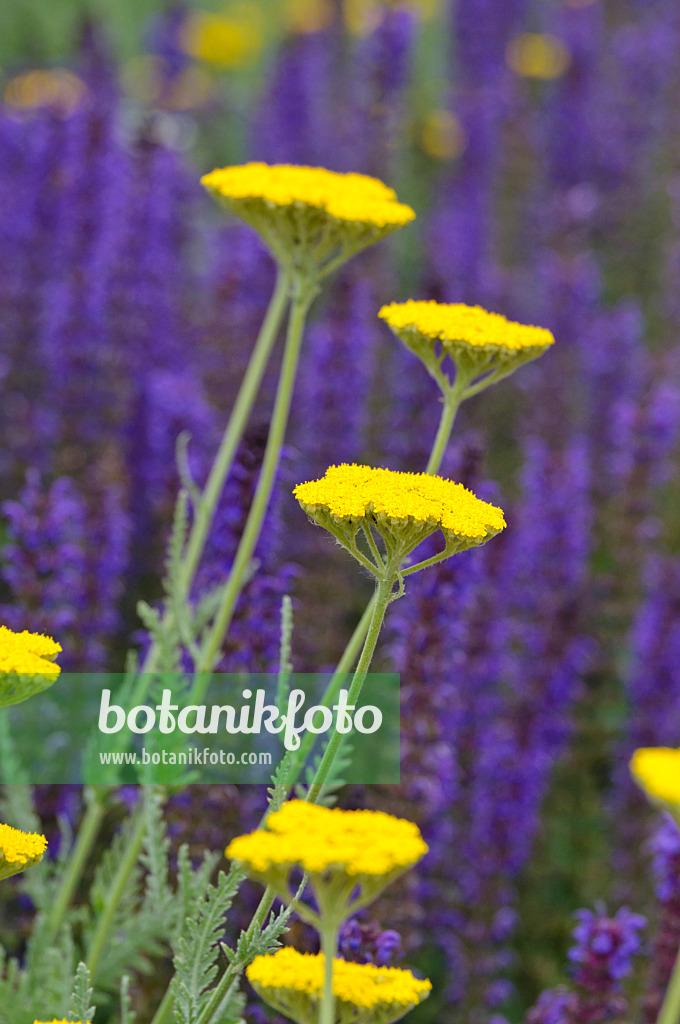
[[643, 815, 680, 1022]]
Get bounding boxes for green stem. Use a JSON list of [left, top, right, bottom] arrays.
[[319, 923, 339, 1024], [657, 943, 680, 1024], [86, 804, 147, 980], [149, 985, 175, 1024], [137, 265, 291, 679], [193, 885, 276, 1024], [194, 275, 316, 683], [44, 788, 106, 945], [178, 266, 291, 600], [306, 576, 394, 804], [425, 392, 461, 475]]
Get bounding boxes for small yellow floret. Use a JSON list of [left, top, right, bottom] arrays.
[[630, 748, 680, 807], [247, 947, 431, 1010], [378, 300, 554, 356], [201, 163, 415, 228], [0, 625, 61, 680], [227, 800, 428, 877], [0, 822, 47, 881], [34, 1020, 88, 1024], [294, 464, 505, 542]]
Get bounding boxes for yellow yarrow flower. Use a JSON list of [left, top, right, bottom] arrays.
[[294, 465, 504, 575], [378, 299, 554, 398], [228, 799, 427, 877], [201, 163, 414, 275], [0, 821, 47, 881], [227, 801, 427, 923], [295, 464, 505, 541], [34, 1020, 89, 1024], [247, 947, 431, 1024], [630, 748, 680, 814], [0, 625, 62, 709]]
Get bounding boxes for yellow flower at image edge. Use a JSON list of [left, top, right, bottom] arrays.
[[0, 625, 62, 709], [379, 300, 555, 357], [294, 464, 505, 544], [34, 1020, 89, 1024], [630, 748, 680, 808], [0, 821, 47, 881], [247, 947, 431, 1024], [227, 800, 428, 878], [201, 163, 415, 229]]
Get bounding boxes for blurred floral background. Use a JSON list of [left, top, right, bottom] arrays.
[[1, 0, 680, 1021]]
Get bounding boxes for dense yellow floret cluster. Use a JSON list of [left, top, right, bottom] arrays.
[[201, 163, 415, 228], [247, 947, 431, 1010], [294, 464, 505, 541], [378, 300, 554, 354], [0, 626, 61, 679], [34, 1020, 88, 1024], [0, 822, 47, 870], [630, 748, 680, 806], [226, 800, 428, 877]]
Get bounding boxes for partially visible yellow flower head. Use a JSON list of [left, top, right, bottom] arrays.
[[247, 948, 431, 1024], [379, 300, 554, 356], [227, 800, 427, 878], [201, 163, 414, 273], [34, 1020, 89, 1024], [294, 464, 505, 545], [202, 164, 414, 229], [0, 626, 61, 679], [0, 625, 62, 709], [4, 69, 87, 118], [630, 748, 680, 810], [181, 9, 262, 68], [0, 822, 47, 881], [506, 33, 571, 80]]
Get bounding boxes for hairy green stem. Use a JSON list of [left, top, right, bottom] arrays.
[[192, 885, 277, 1024], [44, 788, 106, 946], [149, 985, 175, 1024], [426, 393, 460, 475], [319, 923, 339, 1024], [86, 805, 147, 980], [193, 275, 316, 684], [657, 943, 680, 1024], [306, 575, 394, 803], [137, 265, 291, 680]]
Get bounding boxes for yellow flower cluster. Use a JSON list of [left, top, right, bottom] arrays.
[[247, 947, 431, 1011], [294, 464, 506, 542], [227, 800, 427, 877], [0, 625, 61, 680], [34, 1020, 88, 1024], [0, 822, 47, 881], [201, 163, 415, 229], [630, 748, 680, 807], [378, 300, 554, 355]]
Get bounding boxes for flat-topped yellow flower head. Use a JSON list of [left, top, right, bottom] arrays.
[[0, 626, 62, 709], [201, 163, 414, 275], [34, 1020, 89, 1024], [0, 821, 47, 881], [247, 947, 431, 1024], [630, 748, 680, 816], [294, 464, 505, 575], [227, 801, 427, 921], [379, 299, 554, 397]]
